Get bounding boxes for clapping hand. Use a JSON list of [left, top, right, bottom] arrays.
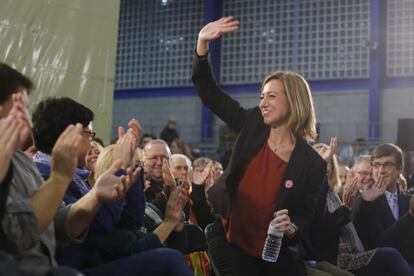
[[342, 176, 359, 208], [361, 175, 386, 202], [162, 159, 176, 188], [0, 114, 21, 183], [165, 187, 188, 221], [9, 92, 32, 149], [113, 119, 141, 169], [50, 124, 83, 183], [192, 161, 213, 186], [93, 159, 142, 203]]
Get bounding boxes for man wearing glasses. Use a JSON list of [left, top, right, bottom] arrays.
[[353, 143, 414, 265], [143, 139, 172, 207], [342, 155, 373, 209]]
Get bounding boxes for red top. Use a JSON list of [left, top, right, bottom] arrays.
[[222, 142, 288, 257]]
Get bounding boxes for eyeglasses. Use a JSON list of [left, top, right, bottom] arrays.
[[213, 167, 223, 173], [83, 130, 96, 141], [357, 171, 371, 177], [146, 155, 169, 163], [371, 161, 397, 169]]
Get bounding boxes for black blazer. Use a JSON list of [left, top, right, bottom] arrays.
[[192, 52, 327, 236], [352, 190, 414, 264]]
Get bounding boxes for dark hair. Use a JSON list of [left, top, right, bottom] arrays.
[[142, 132, 157, 139], [93, 137, 105, 147], [32, 97, 94, 154], [171, 138, 193, 159], [372, 143, 404, 169], [0, 63, 33, 104]]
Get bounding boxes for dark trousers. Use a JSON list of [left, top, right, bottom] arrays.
[[83, 248, 193, 276], [352, 247, 414, 276], [229, 244, 306, 276], [206, 219, 306, 276]]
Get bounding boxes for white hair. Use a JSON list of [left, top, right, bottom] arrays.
[[170, 153, 192, 168]]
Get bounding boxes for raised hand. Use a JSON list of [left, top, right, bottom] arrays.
[[342, 176, 359, 208], [192, 161, 213, 185], [197, 16, 240, 56], [93, 159, 142, 203], [9, 92, 32, 148], [317, 137, 337, 161], [361, 175, 386, 202], [113, 127, 137, 169], [0, 115, 21, 183], [50, 124, 83, 182], [162, 159, 176, 188], [178, 180, 191, 192], [165, 187, 188, 224], [127, 118, 142, 140]]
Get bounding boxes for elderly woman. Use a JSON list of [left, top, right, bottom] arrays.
[[193, 16, 326, 275]]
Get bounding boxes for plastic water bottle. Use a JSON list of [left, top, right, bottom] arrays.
[[262, 222, 283, 262]]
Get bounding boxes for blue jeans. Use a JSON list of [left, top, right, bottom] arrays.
[[83, 248, 193, 276], [352, 247, 414, 276]]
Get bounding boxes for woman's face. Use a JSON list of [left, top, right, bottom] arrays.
[[171, 141, 181, 154], [85, 143, 101, 172], [211, 162, 223, 182], [259, 79, 290, 127]]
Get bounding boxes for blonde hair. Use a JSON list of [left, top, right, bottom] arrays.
[[313, 143, 341, 193], [94, 145, 115, 180], [262, 71, 317, 141], [398, 174, 407, 191], [134, 147, 144, 164], [86, 141, 104, 186], [90, 140, 104, 153]]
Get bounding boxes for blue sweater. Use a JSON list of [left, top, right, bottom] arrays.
[[33, 152, 146, 269]]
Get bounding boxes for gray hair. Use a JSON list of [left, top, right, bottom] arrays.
[[193, 157, 211, 169], [143, 139, 171, 159], [170, 153, 192, 168], [353, 154, 371, 170]]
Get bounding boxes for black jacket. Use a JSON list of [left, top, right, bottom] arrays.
[[352, 190, 414, 264], [192, 52, 327, 237], [309, 181, 352, 263]]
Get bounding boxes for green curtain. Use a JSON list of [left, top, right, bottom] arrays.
[[0, 0, 120, 144]]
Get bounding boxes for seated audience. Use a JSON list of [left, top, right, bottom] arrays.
[[353, 143, 414, 266], [92, 145, 189, 260], [312, 140, 413, 275], [143, 139, 175, 212], [342, 155, 372, 209], [0, 63, 171, 276], [30, 97, 192, 275]]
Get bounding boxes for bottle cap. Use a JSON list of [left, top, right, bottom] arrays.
[[268, 222, 283, 237]]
